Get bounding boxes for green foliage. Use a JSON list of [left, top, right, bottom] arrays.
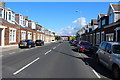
[[71, 36, 76, 40], [55, 35, 62, 40]]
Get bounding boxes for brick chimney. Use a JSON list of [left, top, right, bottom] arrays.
[[24, 16, 28, 20], [0, 1, 5, 7]]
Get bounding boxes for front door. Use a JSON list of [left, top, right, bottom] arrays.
[[117, 30, 120, 41]]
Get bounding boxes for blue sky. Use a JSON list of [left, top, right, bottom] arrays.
[[6, 2, 118, 35]]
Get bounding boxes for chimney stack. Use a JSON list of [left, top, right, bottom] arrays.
[[24, 16, 28, 20], [0, 1, 5, 7]]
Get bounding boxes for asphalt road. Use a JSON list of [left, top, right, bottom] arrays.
[[2, 42, 113, 79]]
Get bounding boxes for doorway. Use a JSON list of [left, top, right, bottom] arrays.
[[117, 30, 120, 41]]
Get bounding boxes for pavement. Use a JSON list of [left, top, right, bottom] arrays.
[[0, 42, 51, 53], [1, 42, 113, 79]]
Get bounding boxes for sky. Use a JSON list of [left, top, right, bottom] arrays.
[[5, 2, 118, 35]]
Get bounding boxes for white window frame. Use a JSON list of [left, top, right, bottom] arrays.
[[9, 28, 16, 43], [28, 31, 32, 40], [106, 33, 114, 41]]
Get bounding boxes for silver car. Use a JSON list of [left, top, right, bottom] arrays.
[[95, 41, 120, 78]]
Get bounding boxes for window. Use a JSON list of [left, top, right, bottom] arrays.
[[109, 13, 114, 24], [101, 32, 104, 42], [0, 9, 2, 17], [98, 20, 101, 28], [96, 33, 100, 45], [113, 45, 120, 54], [101, 42, 107, 50], [12, 13, 15, 21], [106, 33, 114, 41], [102, 19, 105, 25], [8, 12, 11, 20], [106, 44, 112, 53], [9, 29, 16, 43]]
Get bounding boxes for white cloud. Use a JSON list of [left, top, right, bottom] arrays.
[[57, 17, 86, 36], [72, 17, 86, 27]]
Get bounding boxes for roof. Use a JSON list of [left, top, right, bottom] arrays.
[[91, 19, 98, 25], [87, 23, 92, 28], [111, 4, 120, 11], [100, 14, 107, 17]]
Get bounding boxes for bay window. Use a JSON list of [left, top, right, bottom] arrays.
[[106, 33, 114, 41]]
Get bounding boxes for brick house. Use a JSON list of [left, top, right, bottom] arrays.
[[0, 2, 55, 47], [79, 3, 120, 46]]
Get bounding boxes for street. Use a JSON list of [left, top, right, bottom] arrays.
[[2, 42, 112, 79]]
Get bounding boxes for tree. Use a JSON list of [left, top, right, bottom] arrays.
[[55, 35, 62, 40]]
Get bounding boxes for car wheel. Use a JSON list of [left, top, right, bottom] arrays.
[[112, 65, 120, 78], [28, 45, 31, 48], [77, 49, 80, 53]]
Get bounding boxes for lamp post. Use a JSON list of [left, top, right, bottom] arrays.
[[75, 10, 82, 41]]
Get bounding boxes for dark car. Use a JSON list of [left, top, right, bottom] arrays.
[[72, 40, 79, 46], [19, 40, 35, 48], [77, 41, 93, 53], [35, 40, 44, 46], [69, 40, 74, 44]]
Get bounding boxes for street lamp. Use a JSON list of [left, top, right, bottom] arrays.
[[75, 10, 82, 41]]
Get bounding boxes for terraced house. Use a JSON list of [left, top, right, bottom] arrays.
[[77, 3, 120, 46], [0, 2, 55, 47]]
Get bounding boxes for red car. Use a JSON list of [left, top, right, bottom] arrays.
[[77, 41, 93, 53]]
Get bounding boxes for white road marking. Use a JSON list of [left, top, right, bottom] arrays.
[[45, 50, 52, 55], [92, 69, 101, 78], [53, 47, 56, 49], [9, 52, 16, 55], [13, 57, 40, 75], [30, 48, 34, 49]]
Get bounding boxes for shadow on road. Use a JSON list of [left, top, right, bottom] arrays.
[[52, 45, 113, 79]]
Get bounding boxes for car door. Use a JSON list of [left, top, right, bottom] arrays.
[[98, 42, 107, 61], [103, 43, 112, 67]]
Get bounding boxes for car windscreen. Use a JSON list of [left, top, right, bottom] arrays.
[[81, 42, 92, 46], [36, 40, 42, 42], [113, 45, 120, 54], [21, 40, 29, 42]]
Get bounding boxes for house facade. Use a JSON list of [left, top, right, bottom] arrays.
[[79, 3, 120, 46], [0, 2, 55, 47]]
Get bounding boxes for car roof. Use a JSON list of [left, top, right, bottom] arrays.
[[102, 41, 120, 45]]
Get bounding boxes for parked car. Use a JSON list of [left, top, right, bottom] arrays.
[[77, 41, 93, 53], [35, 40, 44, 46], [51, 40, 56, 43], [19, 40, 35, 48], [71, 40, 79, 46], [95, 41, 120, 78], [69, 40, 74, 44], [59, 40, 63, 43]]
